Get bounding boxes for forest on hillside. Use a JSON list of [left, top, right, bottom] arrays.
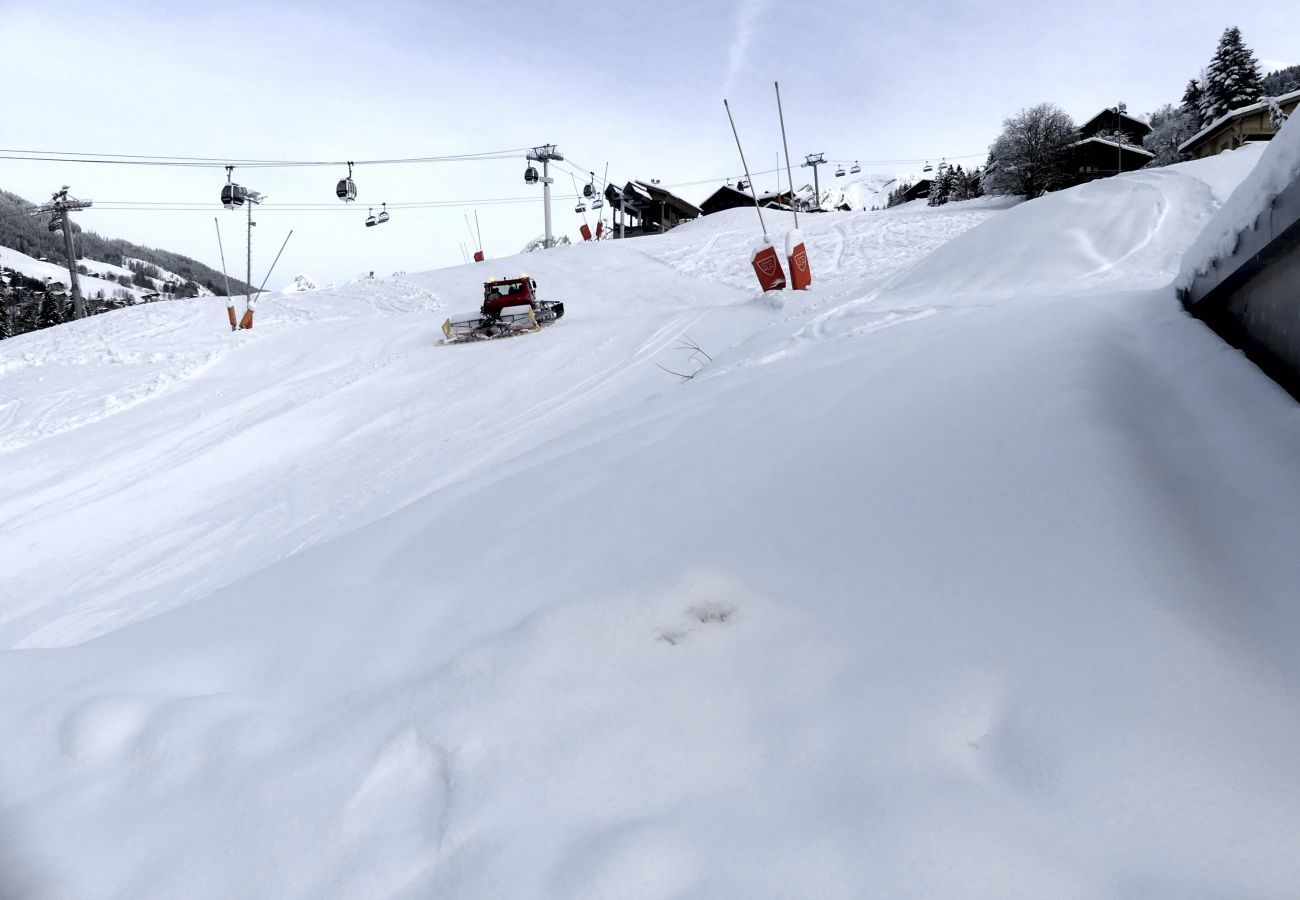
[[0, 189, 251, 297]]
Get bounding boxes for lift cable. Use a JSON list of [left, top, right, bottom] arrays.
[[0, 147, 532, 168]]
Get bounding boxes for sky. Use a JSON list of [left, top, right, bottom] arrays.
[[2, 0, 1298, 288]]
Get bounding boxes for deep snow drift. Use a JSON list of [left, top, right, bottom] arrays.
[[3, 147, 1300, 899]]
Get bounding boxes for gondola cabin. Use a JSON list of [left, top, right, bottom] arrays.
[[336, 162, 357, 202], [221, 184, 247, 209]]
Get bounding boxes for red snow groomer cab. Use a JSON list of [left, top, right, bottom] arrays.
[[441, 275, 565, 343]]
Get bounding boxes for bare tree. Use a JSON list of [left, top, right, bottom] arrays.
[[1143, 103, 1199, 167], [982, 103, 1078, 198]]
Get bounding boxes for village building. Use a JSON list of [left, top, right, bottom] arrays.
[[1062, 108, 1155, 186], [1178, 89, 1300, 159], [700, 185, 794, 216], [603, 181, 701, 237], [899, 180, 932, 203]]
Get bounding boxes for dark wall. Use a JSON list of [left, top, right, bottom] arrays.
[[1183, 176, 1300, 400]]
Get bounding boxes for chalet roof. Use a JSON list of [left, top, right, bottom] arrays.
[[1178, 88, 1300, 154], [607, 180, 702, 219], [1079, 109, 1152, 136], [1069, 136, 1155, 157], [701, 185, 750, 207]]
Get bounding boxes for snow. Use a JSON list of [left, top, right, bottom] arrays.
[[1069, 136, 1156, 157], [283, 273, 321, 293], [796, 171, 901, 210], [3, 151, 1300, 898], [0, 246, 212, 304], [0, 245, 140, 302], [1177, 87, 1300, 154], [1179, 116, 1300, 289]]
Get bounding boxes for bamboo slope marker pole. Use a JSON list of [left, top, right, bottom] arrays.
[[723, 98, 786, 292]]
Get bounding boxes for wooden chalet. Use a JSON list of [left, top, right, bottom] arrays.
[[700, 185, 794, 215], [1061, 108, 1154, 187], [1078, 108, 1152, 145], [604, 180, 701, 237], [1178, 89, 1300, 159], [900, 180, 931, 203], [700, 185, 750, 215]]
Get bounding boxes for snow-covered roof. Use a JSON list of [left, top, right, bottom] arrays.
[[1178, 88, 1300, 154], [1069, 136, 1155, 157], [1080, 108, 1151, 134]]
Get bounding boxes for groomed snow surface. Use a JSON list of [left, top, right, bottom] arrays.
[[3, 148, 1300, 899]]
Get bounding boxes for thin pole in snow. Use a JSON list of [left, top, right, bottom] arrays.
[[474, 210, 483, 253], [723, 98, 767, 238], [213, 218, 231, 299], [775, 81, 799, 229], [254, 231, 293, 298], [215, 217, 234, 330], [464, 214, 478, 250]]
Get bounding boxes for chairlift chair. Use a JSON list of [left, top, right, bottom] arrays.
[[583, 183, 594, 199], [850, 162, 861, 174], [922, 160, 933, 173], [737, 179, 748, 191], [365, 208, 377, 227], [336, 161, 357, 202], [575, 201, 586, 214], [524, 166, 539, 185], [835, 165, 846, 177], [48, 216, 63, 233], [592, 197, 604, 210], [376, 202, 389, 225]]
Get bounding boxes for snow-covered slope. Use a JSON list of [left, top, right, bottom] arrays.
[[3, 147, 1300, 899], [0, 245, 141, 302], [0, 246, 212, 305], [793, 170, 903, 210]]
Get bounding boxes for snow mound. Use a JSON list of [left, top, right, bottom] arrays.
[[888, 156, 1263, 300], [1178, 115, 1300, 288]]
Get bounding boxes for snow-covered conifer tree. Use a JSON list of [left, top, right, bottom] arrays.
[[38, 292, 66, 329], [1199, 27, 1263, 125], [1181, 78, 1202, 117]]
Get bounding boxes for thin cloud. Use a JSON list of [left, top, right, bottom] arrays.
[[722, 0, 770, 97]]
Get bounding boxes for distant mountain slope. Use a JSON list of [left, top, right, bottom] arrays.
[[792, 171, 908, 211], [0, 189, 252, 297]]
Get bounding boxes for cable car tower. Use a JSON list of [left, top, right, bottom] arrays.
[[219, 166, 266, 329], [28, 186, 93, 319], [524, 144, 563, 249], [801, 153, 827, 211]]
